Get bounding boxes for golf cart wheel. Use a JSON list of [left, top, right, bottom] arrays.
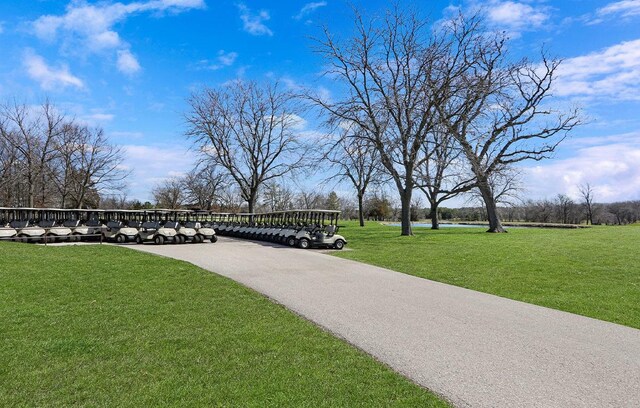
[[299, 238, 310, 249], [287, 236, 296, 247], [154, 235, 165, 245], [136, 235, 143, 244], [115, 234, 126, 244], [176, 235, 185, 244], [333, 239, 345, 250], [210, 235, 218, 243]]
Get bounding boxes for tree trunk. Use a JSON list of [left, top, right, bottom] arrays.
[[28, 176, 35, 208], [429, 201, 440, 230], [399, 188, 413, 236], [477, 179, 506, 233], [357, 193, 365, 227], [247, 189, 257, 214]]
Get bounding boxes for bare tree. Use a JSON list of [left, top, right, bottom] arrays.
[[186, 80, 306, 213], [183, 163, 229, 210], [415, 129, 476, 229], [555, 194, 575, 224], [0, 101, 128, 209], [66, 126, 129, 208], [217, 185, 245, 212], [294, 187, 325, 209], [0, 134, 22, 206], [311, 6, 447, 235], [0, 101, 65, 207], [261, 182, 294, 211], [152, 177, 185, 209], [436, 15, 581, 232], [326, 126, 385, 226], [579, 183, 595, 225]]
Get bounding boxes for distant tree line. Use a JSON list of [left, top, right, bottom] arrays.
[[451, 199, 640, 226], [0, 101, 128, 208]]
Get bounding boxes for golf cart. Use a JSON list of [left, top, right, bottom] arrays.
[[0, 207, 17, 241], [191, 210, 217, 242], [296, 210, 347, 250], [10, 208, 46, 242], [39, 208, 73, 242], [166, 210, 199, 244], [103, 210, 141, 243], [67, 210, 104, 241], [136, 210, 177, 245]]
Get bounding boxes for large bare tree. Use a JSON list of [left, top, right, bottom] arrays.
[[183, 163, 229, 210], [326, 125, 385, 227], [415, 129, 476, 229], [0, 101, 129, 208], [152, 177, 185, 209], [0, 101, 64, 207], [311, 6, 447, 235], [579, 183, 595, 225], [65, 125, 128, 208], [436, 16, 581, 232], [185, 80, 306, 213]]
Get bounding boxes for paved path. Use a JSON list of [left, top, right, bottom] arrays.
[[128, 238, 640, 408]]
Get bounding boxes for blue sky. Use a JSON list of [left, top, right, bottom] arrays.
[[1, 0, 640, 205]]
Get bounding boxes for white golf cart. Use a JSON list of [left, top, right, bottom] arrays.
[[103, 210, 141, 243], [39, 208, 73, 242], [190, 210, 217, 243], [136, 210, 177, 245], [295, 210, 347, 250], [10, 208, 46, 242], [0, 207, 17, 241]]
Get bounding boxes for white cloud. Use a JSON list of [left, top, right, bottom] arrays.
[[22, 49, 84, 90], [31, 0, 205, 74], [217, 50, 238, 66], [122, 144, 195, 200], [110, 131, 144, 140], [554, 39, 640, 101], [597, 0, 640, 18], [484, 1, 550, 37], [198, 50, 238, 70], [83, 113, 115, 122], [117, 49, 141, 75], [521, 132, 640, 202], [293, 2, 327, 20], [237, 4, 273, 36]]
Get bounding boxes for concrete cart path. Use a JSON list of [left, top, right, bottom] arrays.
[[128, 238, 640, 408]]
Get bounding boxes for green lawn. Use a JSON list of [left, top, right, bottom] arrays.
[[0, 242, 447, 407], [335, 222, 640, 329]]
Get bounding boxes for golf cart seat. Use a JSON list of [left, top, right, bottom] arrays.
[[107, 221, 122, 229], [10, 220, 28, 229], [64, 220, 80, 228], [326, 225, 336, 236], [39, 220, 56, 228], [164, 221, 179, 229], [86, 219, 102, 227], [127, 221, 142, 228], [142, 221, 159, 230]]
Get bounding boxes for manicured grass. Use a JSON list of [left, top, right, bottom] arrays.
[[0, 242, 448, 407], [335, 222, 640, 329]]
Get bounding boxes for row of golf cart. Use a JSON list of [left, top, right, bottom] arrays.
[[0, 207, 348, 250], [213, 209, 348, 250], [0, 208, 216, 245]]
